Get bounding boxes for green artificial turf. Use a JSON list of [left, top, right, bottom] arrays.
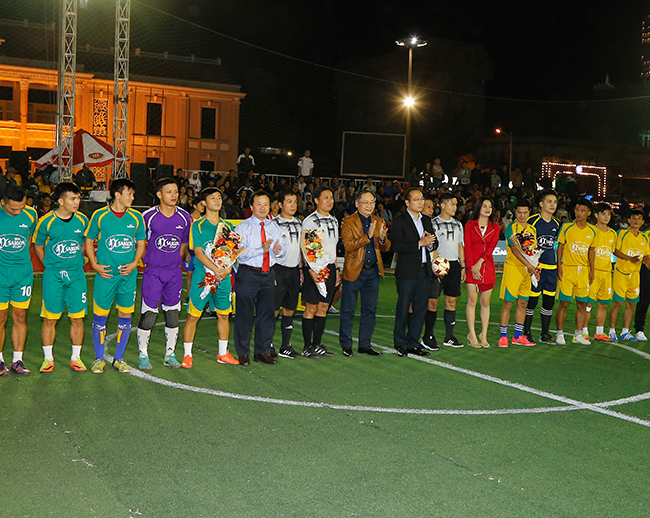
[[1, 273, 649, 517]]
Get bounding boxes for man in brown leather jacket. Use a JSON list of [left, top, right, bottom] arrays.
[[338, 188, 391, 357]]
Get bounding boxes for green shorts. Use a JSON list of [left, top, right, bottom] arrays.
[[0, 263, 33, 310], [41, 268, 88, 319], [187, 270, 232, 317], [93, 270, 138, 316]]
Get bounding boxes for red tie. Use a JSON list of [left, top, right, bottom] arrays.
[[260, 221, 270, 273]]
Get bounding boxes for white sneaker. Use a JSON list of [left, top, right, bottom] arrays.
[[636, 331, 648, 341], [575, 334, 591, 345], [608, 330, 619, 342], [556, 333, 566, 345]]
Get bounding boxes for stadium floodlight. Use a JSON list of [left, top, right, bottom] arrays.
[[395, 36, 427, 177]]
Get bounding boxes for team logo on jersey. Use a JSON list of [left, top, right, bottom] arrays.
[[127, 224, 135, 229], [73, 229, 82, 233], [19, 223, 28, 228], [105, 234, 134, 253], [570, 242, 589, 255], [538, 236, 555, 248], [596, 246, 612, 259], [176, 225, 184, 229], [627, 248, 644, 259], [155, 234, 181, 253], [52, 240, 81, 259], [0, 234, 27, 253]]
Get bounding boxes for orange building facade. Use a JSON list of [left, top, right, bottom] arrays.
[[0, 61, 245, 175]]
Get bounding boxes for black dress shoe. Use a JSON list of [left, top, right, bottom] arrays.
[[358, 347, 382, 356], [342, 348, 354, 357], [239, 355, 250, 366], [254, 353, 278, 365], [409, 347, 431, 356], [396, 348, 408, 357]]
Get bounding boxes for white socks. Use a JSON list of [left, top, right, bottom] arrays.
[[218, 340, 228, 357], [43, 345, 54, 361], [183, 342, 193, 358], [137, 328, 151, 356], [165, 327, 179, 356]]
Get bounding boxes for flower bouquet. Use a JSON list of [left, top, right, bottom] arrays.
[[301, 229, 331, 297], [511, 230, 542, 287], [198, 222, 245, 299]]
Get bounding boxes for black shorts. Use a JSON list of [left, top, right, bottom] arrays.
[[429, 260, 462, 299], [273, 264, 300, 311], [301, 263, 337, 305]]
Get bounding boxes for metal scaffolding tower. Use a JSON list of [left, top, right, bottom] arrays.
[[56, 0, 78, 182], [113, 0, 131, 178]]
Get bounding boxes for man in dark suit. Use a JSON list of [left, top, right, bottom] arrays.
[[339, 189, 392, 357], [390, 187, 438, 356]]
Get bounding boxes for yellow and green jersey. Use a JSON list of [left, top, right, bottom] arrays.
[[84, 206, 145, 269], [189, 217, 234, 271], [0, 205, 37, 266], [34, 211, 89, 270], [615, 228, 650, 274], [591, 226, 617, 272], [558, 221, 596, 267], [504, 220, 536, 267]]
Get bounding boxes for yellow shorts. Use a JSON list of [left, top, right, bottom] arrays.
[[558, 264, 590, 302], [613, 268, 640, 303], [500, 262, 531, 302], [588, 269, 612, 304]]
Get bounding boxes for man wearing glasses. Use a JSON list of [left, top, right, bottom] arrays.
[[390, 188, 438, 357], [339, 189, 391, 357]]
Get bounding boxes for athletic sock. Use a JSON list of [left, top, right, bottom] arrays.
[[574, 329, 581, 338], [500, 325, 508, 338], [541, 295, 555, 335], [557, 330, 565, 340], [165, 326, 179, 356], [313, 316, 326, 346], [137, 328, 150, 356], [514, 323, 524, 339], [281, 315, 294, 347], [71, 345, 82, 361], [0, 352, 4, 363], [115, 316, 132, 361], [443, 309, 456, 339], [582, 327, 588, 335], [524, 297, 536, 333], [424, 310, 437, 338], [92, 315, 108, 359], [622, 327, 629, 336], [183, 342, 193, 357], [302, 317, 315, 348], [13, 351, 23, 363], [42, 345, 54, 362], [609, 327, 616, 335], [218, 339, 228, 357], [596, 326, 604, 335]]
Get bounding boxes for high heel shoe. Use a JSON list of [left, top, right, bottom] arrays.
[[479, 335, 490, 348], [467, 334, 481, 349]]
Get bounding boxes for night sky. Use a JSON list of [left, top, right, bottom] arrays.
[[142, 0, 648, 100]]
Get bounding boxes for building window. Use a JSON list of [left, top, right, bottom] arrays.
[[200, 160, 215, 172], [201, 107, 216, 140], [146, 102, 162, 136]]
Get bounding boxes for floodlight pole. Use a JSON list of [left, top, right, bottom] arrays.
[[113, 0, 131, 178], [56, 0, 78, 182]]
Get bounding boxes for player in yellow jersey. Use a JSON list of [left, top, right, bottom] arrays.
[[556, 199, 595, 345], [585, 203, 617, 342], [633, 223, 650, 341], [609, 209, 650, 341], [498, 199, 538, 347]]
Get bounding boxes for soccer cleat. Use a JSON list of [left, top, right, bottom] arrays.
[[217, 352, 239, 365], [91, 359, 106, 374], [443, 336, 464, 348], [314, 344, 334, 357], [513, 335, 535, 347], [620, 332, 638, 342], [112, 359, 130, 373], [278, 345, 300, 359], [269, 343, 278, 358], [575, 334, 591, 345], [498, 336, 509, 348], [421, 335, 440, 351], [70, 359, 87, 372], [594, 334, 614, 343], [39, 359, 54, 373], [163, 353, 181, 368], [636, 331, 648, 341], [540, 333, 555, 344], [181, 355, 193, 369], [328, 305, 339, 314], [0, 361, 7, 376], [139, 355, 153, 371], [556, 333, 566, 346], [523, 331, 535, 344], [10, 361, 31, 375], [607, 331, 619, 342], [302, 345, 320, 359]]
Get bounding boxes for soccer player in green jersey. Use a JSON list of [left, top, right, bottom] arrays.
[[34, 182, 89, 373], [0, 185, 38, 376], [85, 179, 146, 373]]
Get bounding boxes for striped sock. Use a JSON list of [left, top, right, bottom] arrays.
[[514, 323, 524, 339], [500, 325, 508, 338]]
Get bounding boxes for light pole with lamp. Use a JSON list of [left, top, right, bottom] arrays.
[[495, 128, 513, 187], [396, 37, 427, 178]]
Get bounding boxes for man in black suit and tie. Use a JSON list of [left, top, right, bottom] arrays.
[[390, 187, 438, 356]]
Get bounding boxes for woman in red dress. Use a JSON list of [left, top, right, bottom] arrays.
[[464, 198, 500, 348]]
